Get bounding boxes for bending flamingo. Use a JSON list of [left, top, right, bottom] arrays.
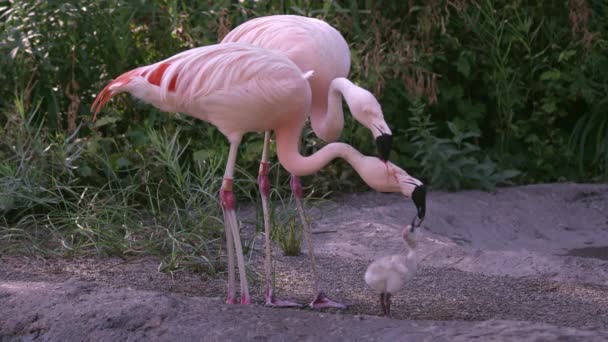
[[91, 43, 425, 307], [222, 15, 425, 308]]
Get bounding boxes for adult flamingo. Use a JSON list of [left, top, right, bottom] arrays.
[[91, 43, 426, 308], [222, 15, 421, 308], [222, 15, 393, 157]]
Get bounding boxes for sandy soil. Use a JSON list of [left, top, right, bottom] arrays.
[[1, 183, 608, 341]]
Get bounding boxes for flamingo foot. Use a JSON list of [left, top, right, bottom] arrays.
[[309, 291, 347, 310], [265, 296, 303, 308], [241, 293, 252, 305], [265, 287, 303, 308], [226, 295, 238, 305]]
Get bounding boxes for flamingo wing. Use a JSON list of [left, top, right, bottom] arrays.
[[91, 43, 312, 139]]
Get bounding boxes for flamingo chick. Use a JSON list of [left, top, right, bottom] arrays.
[[365, 224, 418, 317], [91, 43, 425, 308]]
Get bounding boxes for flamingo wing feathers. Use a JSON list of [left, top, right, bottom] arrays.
[[91, 44, 312, 128]]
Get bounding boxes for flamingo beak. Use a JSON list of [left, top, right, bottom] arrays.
[[375, 133, 392, 161], [411, 184, 426, 226], [91, 81, 125, 121], [90, 88, 113, 121]]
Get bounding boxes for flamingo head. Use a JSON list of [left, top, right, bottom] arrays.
[[375, 132, 393, 162], [348, 88, 393, 161], [90, 83, 119, 121], [90, 68, 143, 121], [357, 157, 426, 224], [394, 167, 426, 225]]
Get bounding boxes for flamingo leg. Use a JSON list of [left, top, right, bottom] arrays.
[[258, 132, 302, 308], [380, 293, 386, 316], [220, 139, 251, 304], [385, 293, 392, 318], [290, 175, 347, 309], [223, 208, 237, 304]]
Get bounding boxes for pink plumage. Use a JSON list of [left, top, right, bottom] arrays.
[[92, 44, 312, 142], [222, 15, 391, 144], [91, 40, 424, 307]]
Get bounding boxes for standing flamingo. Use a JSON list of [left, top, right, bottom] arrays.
[[91, 43, 426, 307], [222, 15, 424, 308], [222, 15, 393, 157]]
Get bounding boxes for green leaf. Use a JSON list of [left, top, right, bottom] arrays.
[[94, 116, 120, 128], [193, 149, 211, 162], [455, 53, 471, 77], [540, 70, 561, 81], [541, 100, 557, 114], [409, 6, 424, 13], [558, 50, 576, 63]]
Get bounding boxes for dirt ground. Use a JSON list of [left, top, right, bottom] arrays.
[[2, 183, 608, 341]]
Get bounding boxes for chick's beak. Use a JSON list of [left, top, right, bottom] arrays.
[[375, 133, 393, 161]]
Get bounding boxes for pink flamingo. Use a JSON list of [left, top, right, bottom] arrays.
[[222, 15, 425, 308], [91, 43, 425, 308], [222, 15, 393, 156]]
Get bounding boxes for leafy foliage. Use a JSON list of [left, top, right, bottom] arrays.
[[1, 0, 606, 186], [1, 96, 224, 273], [1, 0, 607, 262], [405, 97, 520, 191]]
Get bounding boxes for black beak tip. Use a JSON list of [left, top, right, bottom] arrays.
[[375, 134, 393, 161], [412, 184, 427, 221]]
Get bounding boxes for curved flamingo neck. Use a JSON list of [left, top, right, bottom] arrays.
[[310, 77, 358, 142], [275, 121, 363, 177]]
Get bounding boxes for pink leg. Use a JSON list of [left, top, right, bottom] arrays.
[[258, 132, 302, 308], [220, 140, 251, 305], [221, 202, 237, 304], [290, 175, 347, 310]]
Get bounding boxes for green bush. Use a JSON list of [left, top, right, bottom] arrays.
[[405, 96, 520, 191], [2, 1, 606, 186], [1, 1, 607, 260]]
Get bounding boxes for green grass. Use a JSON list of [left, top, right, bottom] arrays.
[[0, 96, 227, 273], [267, 190, 303, 257]]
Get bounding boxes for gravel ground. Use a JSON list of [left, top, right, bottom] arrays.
[[2, 279, 608, 342], [1, 183, 608, 340]]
